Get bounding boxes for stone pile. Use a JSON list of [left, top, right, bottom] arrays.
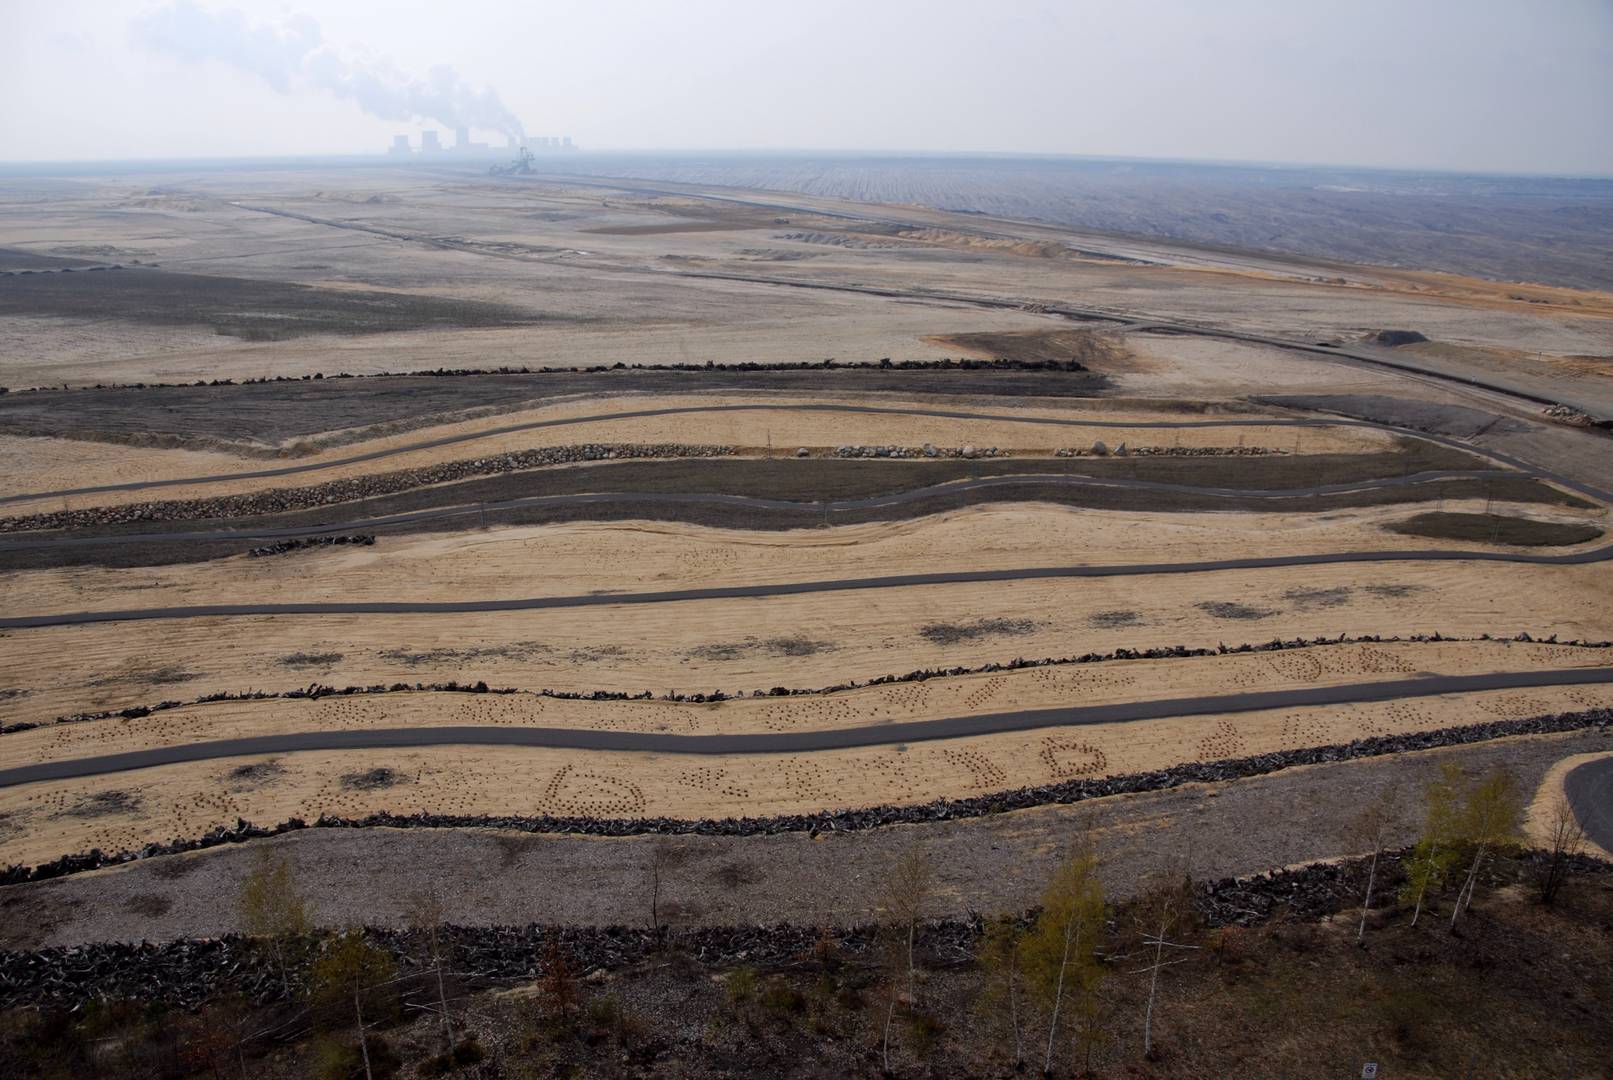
[[0, 443, 735, 534], [1054, 445, 1281, 457], [248, 534, 374, 557], [832, 444, 1002, 459]]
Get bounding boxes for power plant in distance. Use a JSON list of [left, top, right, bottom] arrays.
[[388, 130, 573, 156]]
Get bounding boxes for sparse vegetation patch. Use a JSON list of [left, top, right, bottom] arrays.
[[919, 618, 1038, 645], [340, 768, 409, 791], [278, 652, 344, 669], [55, 791, 142, 819], [1195, 600, 1278, 621]]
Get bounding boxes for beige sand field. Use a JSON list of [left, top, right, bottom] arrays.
[[3, 677, 1610, 869], [4, 639, 1603, 761], [4, 550, 1610, 729], [7, 502, 1605, 616]]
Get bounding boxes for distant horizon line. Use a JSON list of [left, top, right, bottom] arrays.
[[1, 147, 1610, 183]]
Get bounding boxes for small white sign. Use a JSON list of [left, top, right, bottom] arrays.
[[1362, 1064, 1379, 1079]]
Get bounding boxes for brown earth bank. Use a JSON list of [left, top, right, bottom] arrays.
[[2, 847, 1609, 1078]]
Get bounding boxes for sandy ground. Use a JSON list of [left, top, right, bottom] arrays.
[[2, 675, 1609, 871], [5, 554, 1611, 730], [12, 502, 1604, 615], [0, 394, 1392, 511], [4, 172, 1608, 399], [7, 639, 1599, 758]]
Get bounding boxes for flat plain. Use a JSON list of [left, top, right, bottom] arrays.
[[0, 159, 1610, 944]]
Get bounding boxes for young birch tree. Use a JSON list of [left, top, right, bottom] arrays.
[[404, 890, 455, 1055], [1023, 836, 1107, 1076], [1350, 783, 1402, 943], [1536, 794, 1587, 906], [238, 847, 311, 999], [1448, 768, 1522, 930], [312, 930, 397, 1080], [1129, 871, 1198, 1061], [878, 845, 934, 1073], [977, 914, 1027, 1069], [1402, 765, 1462, 927]]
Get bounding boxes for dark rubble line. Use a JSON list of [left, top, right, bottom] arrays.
[[4, 702, 1609, 887], [0, 356, 1094, 396], [0, 442, 736, 532], [8, 631, 1605, 738], [3, 849, 1609, 1009], [249, 534, 374, 558]]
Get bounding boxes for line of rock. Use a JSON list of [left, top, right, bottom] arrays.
[[0, 442, 735, 534], [1, 356, 1093, 395], [4, 850, 1607, 1008], [12, 632, 1600, 737], [5, 705, 1608, 885]]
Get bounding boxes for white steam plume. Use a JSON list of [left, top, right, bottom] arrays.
[[130, 1, 526, 141]]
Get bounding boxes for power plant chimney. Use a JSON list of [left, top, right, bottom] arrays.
[[455, 125, 470, 149]]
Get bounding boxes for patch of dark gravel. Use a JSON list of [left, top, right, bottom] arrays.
[[1195, 600, 1279, 621], [226, 762, 287, 790], [54, 791, 142, 820], [380, 642, 548, 665], [340, 767, 410, 791], [919, 618, 1039, 645], [1087, 610, 1142, 629], [277, 651, 344, 669], [0, 364, 1105, 443], [0, 267, 543, 342], [121, 894, 172, 918], [1363, 583, 1427, 599], [1385, 511, 1603, 547], [687, 637, 837, 661], [90, 665, 199, 687], [1282, 586, 1354, 611]]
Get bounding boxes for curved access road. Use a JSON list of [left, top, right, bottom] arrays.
[[5, 536, 1613, 629], [1564, 755, 1613, 855], [5, 539, 1612, 630], [3, 667, 1610, 788], [7, 400, 1602, 510], [0, 468, 1520, 551]]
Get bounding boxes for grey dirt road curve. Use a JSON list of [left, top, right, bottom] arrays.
[[1565, 754, 1613, 854], [3, 666, 1610, 788]]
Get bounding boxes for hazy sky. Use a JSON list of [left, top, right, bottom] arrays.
[[4, 0, 1611, 173]]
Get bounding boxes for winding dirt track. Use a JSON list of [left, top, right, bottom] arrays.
[[2, 402, 1585, 507], [0, 468, 1518, 550], [5, 540, 1613, 630], [4, 667, 1610, 788]]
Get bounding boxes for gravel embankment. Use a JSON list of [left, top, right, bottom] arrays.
[[2, 725, 1606, 950]]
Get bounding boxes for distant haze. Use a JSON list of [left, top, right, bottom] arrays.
[[3, 0, 1611, 175]]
